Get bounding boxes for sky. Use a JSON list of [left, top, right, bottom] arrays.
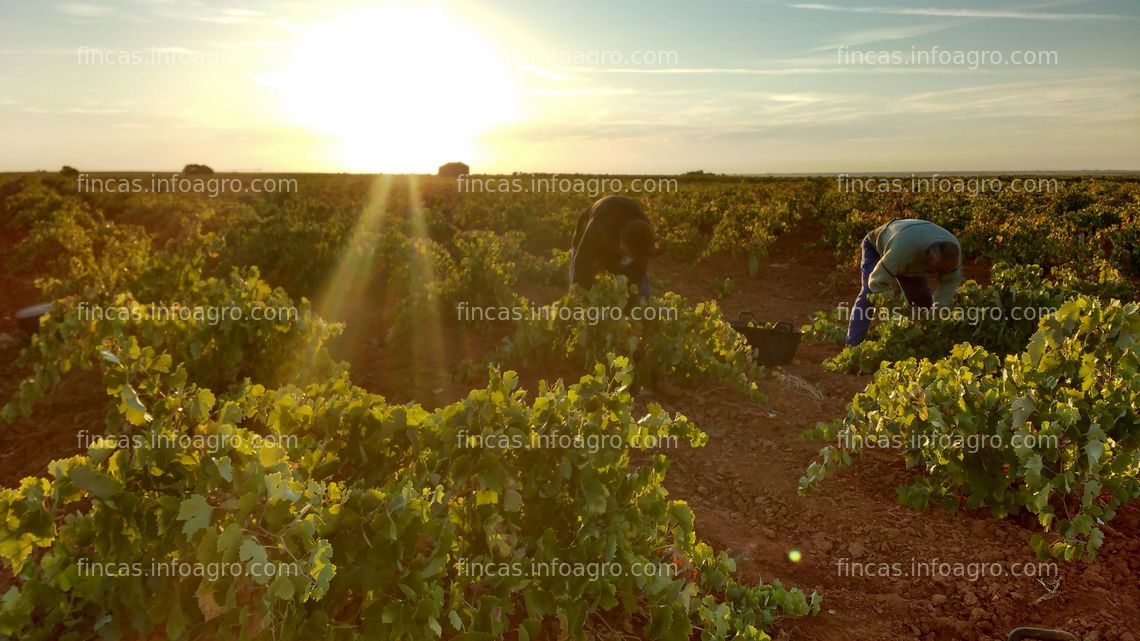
[[0, 0, 1138, 173]]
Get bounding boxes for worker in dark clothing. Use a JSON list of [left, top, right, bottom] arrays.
[[570, 195, 656, 298], [845, 219, 963, 346]]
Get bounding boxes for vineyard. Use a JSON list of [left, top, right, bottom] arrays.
[[0, 173, 1138, 641]]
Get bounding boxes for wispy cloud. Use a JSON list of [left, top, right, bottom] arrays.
[[0, 48, 77, 56], [520, 64, 573, 82], [809, 22, 962, 51], [129, 4, 272, 25], [529, 87, 639, 97], [577, 65, 1000, 76], [892, 71, 1140, 120], [56, 2, 114, 18], [575, 66, 831, 75], [195, 8, 269, 25], [789, 3, 1132, 21], [21, 106, 129, 115]]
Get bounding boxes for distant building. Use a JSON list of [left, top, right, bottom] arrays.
[[438, 162, 469, 178]]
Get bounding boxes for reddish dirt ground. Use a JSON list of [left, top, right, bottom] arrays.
[[1, 229, 108, 486], [2, 225, 1137, 640]]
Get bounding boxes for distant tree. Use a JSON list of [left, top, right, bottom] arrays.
[[438, 162, 469, 178], [183, 164, 214, 175], [60, 166, 80, 176], [683, 170, 707, 176]]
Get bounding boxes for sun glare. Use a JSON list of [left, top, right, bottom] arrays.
[[277, 7, 518, 172]]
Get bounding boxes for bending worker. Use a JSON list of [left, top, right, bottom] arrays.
[[845, 218, 963, 346], [570, 195, 656, 299]]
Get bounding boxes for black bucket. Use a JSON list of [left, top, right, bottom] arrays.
[[14, 302, 52, 336], [728, 312, 802, 366]]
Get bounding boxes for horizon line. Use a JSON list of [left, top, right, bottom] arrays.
[[4, 169, 1140, 176]]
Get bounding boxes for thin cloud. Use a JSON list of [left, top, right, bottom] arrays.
[[789, 3, 1132, 21], [520, 64, 574, 82], [0, 48, 77, 56], [892, 71, 1140, 120], [809, 22, 962, 51], [529, 87, 639, 97], [195, 8, 269, 25], [580, 65, 1001, 76], [580, 66, 831, 75], [137, 4, 271, 25], [56, 3, 114, 17], [21, 106, 129, 115]]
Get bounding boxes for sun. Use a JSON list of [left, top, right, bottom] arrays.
[[276, 6, 518, 172]]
